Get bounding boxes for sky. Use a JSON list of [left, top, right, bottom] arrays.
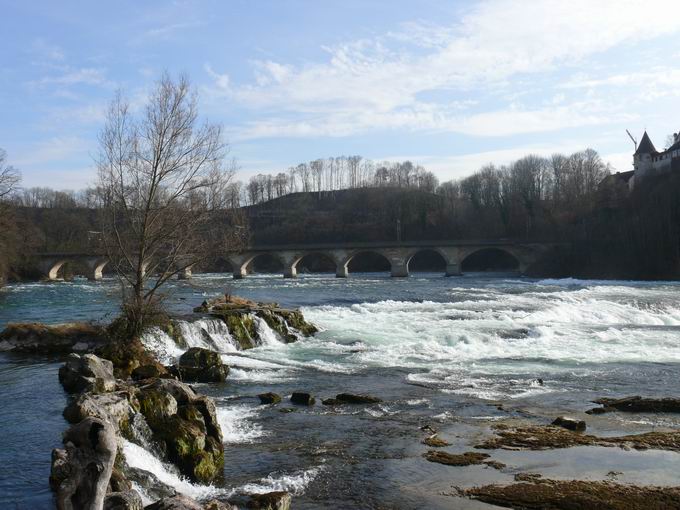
[[2, 0, 680, 189]]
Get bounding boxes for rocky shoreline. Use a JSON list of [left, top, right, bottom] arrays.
[[1, 295, 318, 510]]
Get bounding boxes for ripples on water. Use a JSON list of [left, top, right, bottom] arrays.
[[2, 273, 680, 508]]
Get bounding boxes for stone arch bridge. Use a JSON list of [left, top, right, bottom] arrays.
[[34, 241, 556, 281]]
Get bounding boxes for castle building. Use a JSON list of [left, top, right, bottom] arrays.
[[630, 130, 680, 188]]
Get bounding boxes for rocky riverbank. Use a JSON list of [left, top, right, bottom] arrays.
[[1, 295, 318, 509]]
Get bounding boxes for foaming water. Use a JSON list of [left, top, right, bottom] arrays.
[[3, 273, 680, 508]]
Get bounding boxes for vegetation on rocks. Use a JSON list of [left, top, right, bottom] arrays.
[[476, 423, 680, 452], [0, 322, 106, 353], [177, 347, 229, 383], [457, 479, 680, 510]]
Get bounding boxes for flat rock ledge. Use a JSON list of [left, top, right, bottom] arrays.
[[0, 322, 107, 353], [456, 479, 680, 510]]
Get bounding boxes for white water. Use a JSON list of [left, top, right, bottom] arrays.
[[216, 404, 266, 443], [140, 315, 287, 364]]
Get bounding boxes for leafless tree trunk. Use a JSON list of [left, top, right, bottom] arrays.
[[96, 73, 247, 335]]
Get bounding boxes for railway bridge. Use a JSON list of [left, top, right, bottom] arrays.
[[34, 240, 556, 281]]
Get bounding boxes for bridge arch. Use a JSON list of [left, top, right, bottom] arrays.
[[45, 259, 69, 280], [232, 252, 286, 279], [90, 259, 109, 280], [405, 248, 450, 275], [338, 250, 392, 278], [460, 247, 521, 273], [290, 252, 338, 277]]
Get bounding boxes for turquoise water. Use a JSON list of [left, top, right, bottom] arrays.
[[2, 274, 680, 508]]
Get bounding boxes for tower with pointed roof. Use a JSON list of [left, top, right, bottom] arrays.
[[630, 130, 680, 188], [633, 131, 657, 181]]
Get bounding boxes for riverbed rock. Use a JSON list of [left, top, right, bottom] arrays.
[[258, 392, 282, 405], [291, 392, 315, 405], [552, 416, 586, 432], [63, 390, 136, 431], [335, 393, 382, 404], [0, 322, 107, 353], [135, 381, 224, 483], [245, 491, 292, 510], [424, 450, 490, 466], [104, 489, 144, 510], [459, 479, 680, 509], [588, 396, 680, 414], [423, 434, 450, 447], [177, 347, 229, 383], [59, 353, 116, 393], [50, 417, 117, 510], [197, 294, 318, 346], [145, 494, 205, 510], [131, 364, 166, 381], [96, 337, 166, 379]]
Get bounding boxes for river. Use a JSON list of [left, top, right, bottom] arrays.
[[1, 273, 680, 508]]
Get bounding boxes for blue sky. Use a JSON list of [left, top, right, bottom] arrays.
[[2, 0, 680, 189]]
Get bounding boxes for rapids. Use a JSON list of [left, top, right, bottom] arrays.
[[2, 273, 680, 508]]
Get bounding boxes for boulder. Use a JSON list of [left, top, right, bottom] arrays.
[[50, 417, 117, 510], [335, 393, 382, 404], [258, 392, 282, 405], [290, 392, 315, 406], [63, 391, 136, 431], [104, 490, 144, 510], [146, 378, 197, 404], [131, 364, 166, 381], [177, 347, 229, 383], [138, 389, 179, 429], [95, 337, 165, 379], [59, 353, 116, 393], [246, 492, 292, 510], [552, 416, 586, 432], [135, 384, 224, 484], [145, 494, 205, 510]]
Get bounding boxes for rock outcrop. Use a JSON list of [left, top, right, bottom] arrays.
[[176, 347, 229, 383], [50, 417, 118, 510], [587, 396, 680, 414], [0, 322, 107, 353], [194, 294, 318, 347], [59, 353, 116, 394]]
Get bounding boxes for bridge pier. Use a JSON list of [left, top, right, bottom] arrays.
[[335, 264, 348, 278], [445, 263, 462, 277], [283, 265, 297, 278], [390, 262, 409, 278]]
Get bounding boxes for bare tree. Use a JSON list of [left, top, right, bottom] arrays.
[[96, 73, 246, 334], [0, 149, 21, 199]]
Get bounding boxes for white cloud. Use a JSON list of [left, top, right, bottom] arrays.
[[208, 0, 680, 140], [33, 67, 108, 87]]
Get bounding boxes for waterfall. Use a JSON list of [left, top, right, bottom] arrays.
[[177, 318, 240, 353], [252, 315, 284, 346], [139, 327, 185, 365]]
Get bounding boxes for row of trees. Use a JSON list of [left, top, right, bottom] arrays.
[[8, 159, 439, 209], [437, 149, 612, 239], [244, 158, 439, 205]]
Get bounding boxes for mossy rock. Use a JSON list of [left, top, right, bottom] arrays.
[[95, 338, 165, 379], [155, 415, 224, 484], [276, 309, 318, 337], [138, 389, 178, 430], [220, 313, 256, 350]]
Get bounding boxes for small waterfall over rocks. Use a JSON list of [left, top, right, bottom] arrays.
[[139, 303, 317, 364], [177, 318, 240, 353]]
